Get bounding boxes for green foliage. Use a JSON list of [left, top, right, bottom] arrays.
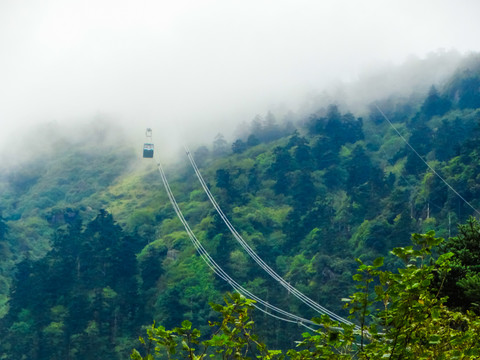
[[421, 85, 452, 118], [3, 57, 480, 359], [340, 231, 480, 359], [0, 212, 7, 241], [0, 210, 142, 360], [132, 293, 281, 360], [134, 233, 480, 360], [438, 216, 480, 312]]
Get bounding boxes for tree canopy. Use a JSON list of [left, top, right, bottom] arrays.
[[132, 232, 480, 360]]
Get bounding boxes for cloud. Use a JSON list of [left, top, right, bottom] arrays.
[[1, 0, 480, 157]]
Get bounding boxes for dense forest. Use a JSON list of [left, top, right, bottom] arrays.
[[1, 54, 480, 359]]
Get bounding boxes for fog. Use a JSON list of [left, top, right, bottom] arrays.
[[1, 0, 480, 161]]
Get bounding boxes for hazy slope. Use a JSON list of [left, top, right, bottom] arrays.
[[1, 54, 480, 358]]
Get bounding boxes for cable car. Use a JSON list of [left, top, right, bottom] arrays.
[[143, 143, 154, 158], [143, 128, 154, 158]]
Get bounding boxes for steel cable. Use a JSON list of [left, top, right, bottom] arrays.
[[184, 147, 356, 328], [155, 158, 321, 329]]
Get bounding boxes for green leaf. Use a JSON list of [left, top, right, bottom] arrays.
[[181, 319, 192, 330], [428, 334, 441, 344], [352, 274, 363, 281], [373, 257, 384, 267], [374, 285, 384, 297], [130, 349, 142, 360]]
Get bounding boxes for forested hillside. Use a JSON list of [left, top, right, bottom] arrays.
[[1, 54, 480, 359]]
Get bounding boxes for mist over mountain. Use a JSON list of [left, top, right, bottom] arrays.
[[2, 0, 480, 154], [1, 53, 480, 358], [2, 50, 475, 167]]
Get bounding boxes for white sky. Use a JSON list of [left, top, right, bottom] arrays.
[[1, 0, 480, 154]]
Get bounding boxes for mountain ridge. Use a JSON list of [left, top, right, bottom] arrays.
[[1, 54, 480, 358]]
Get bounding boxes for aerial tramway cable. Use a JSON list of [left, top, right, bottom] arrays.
[[378, 147, 444, 214], [184, 147, 356, 328], [375, 104, 480, 217], [154, 156, 323, 330]]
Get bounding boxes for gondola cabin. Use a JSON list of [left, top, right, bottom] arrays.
[[143, 143, 154, 158]]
